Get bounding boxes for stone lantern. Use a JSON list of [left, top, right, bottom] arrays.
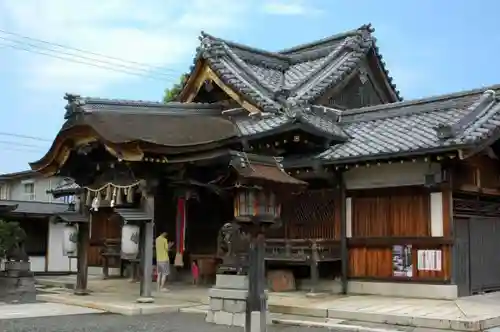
[[207, 152, 307, 332]]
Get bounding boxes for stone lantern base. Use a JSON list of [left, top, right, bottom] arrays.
[[0, 261, 36, 303], [206, 274, 269, 328]]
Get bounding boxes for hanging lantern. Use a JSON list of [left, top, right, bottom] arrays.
[[121, 223, 140, 259], [62, 224, 78, 257], [233, 187, 281, 225]]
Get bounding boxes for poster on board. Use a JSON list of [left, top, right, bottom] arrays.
[[392, 244, 413, 277], [417, 249, 442, 271]]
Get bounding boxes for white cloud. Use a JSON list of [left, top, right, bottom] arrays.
[[0, 0, 253, 95], [262, 0, 323, 16]]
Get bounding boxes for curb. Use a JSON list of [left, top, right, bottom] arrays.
[[272, 318, 402, 332], [36, 294, 199, 316], [179, 306, 209, 315], [327, 309, 494, 332], [36, 279, 74, 290], [268, 304, 327, 318]]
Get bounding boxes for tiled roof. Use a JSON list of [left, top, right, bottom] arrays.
[[51, 84, 500, 168], [318, 85, 500, 163], [197, 24, 399, 112], [0, 200, 69, 216], [64, 94, 224, 118], [0, 170, 38, 181], [232, 105, 347, 140], [61, 95, 239, 148], [64, 94, 347, 142], [230, 151, 307, 186], [47, 178, 81, 198]]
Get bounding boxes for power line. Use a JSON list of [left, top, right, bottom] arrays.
[[0, 147, 44, 154], [0, 35, 179, 81], [0, 132, 52, 142], [0, 140, 47, 149], [0, 41, 180, 82], [0, 28, 182, 75]]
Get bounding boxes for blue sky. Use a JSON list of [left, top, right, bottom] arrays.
[[0, 0, 498, 173]]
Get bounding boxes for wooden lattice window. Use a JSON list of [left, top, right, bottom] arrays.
[[282, 190, 336, 239]]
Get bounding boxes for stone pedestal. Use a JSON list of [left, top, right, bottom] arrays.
[[206, 274, 269, 328], [0, 261, 36, 303]]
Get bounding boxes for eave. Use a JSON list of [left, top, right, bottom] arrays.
[[30, 124, 242, 177], [283, 145, 470, 171], [239, 121, 347, 144], [29, 126, 144, 176]]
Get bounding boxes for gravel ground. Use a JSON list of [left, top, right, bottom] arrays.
[[0, 312, 330, 332]]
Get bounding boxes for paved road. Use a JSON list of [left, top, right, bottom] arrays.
[[0, 312, 330, 332], [0, 303, 102, 320]]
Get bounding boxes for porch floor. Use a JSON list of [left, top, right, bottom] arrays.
[[36, 276, 500, 331]]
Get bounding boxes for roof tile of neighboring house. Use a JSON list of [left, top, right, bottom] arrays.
[[318, 85, 500, 163], [0, 200, 69, 215]]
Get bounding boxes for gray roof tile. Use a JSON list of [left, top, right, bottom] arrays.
[[232, 105, 347, 140], [61, 94, 348, 147], [0, 200, 69, 216], [198, 24, 388, 112], [319, 85, 500, 163], [47, 178, 82, 198]]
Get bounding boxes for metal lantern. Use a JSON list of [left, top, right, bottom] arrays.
[[121, 223, 140, 259], [233, 187, 281, 225], [62, 224, 78, 257]]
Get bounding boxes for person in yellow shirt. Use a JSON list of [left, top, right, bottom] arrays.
[[155, 232, 173, 291]]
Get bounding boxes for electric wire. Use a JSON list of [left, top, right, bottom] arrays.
[[0, 29, 186, 82], [0, 28, 179, 74], [0, 40, 179, 82]]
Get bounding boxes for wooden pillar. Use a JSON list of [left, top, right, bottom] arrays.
[[75, 221, 90, 295], [309, 240, 319, 293], [74, 194, 89, 295], [137, 183, 155, 303], [338, 172, 348, 294]]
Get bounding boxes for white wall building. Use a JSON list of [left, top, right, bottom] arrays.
[[0, 170, 78, 273]]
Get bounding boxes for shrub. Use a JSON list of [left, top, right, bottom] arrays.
[[0, 220, 26, 260]]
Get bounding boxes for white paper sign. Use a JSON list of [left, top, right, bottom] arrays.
[[417, 250, 442, 271]]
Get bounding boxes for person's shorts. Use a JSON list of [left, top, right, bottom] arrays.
[[157, 261, 170, 275]]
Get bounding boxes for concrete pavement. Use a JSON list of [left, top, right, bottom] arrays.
[[0, 311, 335, 332], [35, 276, 500, 331], [0, 302, 102, 320]]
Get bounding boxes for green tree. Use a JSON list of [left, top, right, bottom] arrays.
[[0, 220, 26, 260], [163, 74, 189, 103]]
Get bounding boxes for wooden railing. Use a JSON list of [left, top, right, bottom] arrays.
[[264, 238, 340, 263]]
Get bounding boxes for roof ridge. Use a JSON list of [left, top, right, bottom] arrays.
[[64, 94, 223, 109], [278, 24, 374, 54], [343, 83, 500, 116], [199, 31, 289, 62], [288, 35, 365, 101]]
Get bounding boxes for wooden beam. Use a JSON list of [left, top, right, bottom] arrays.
[[185, 65, 211, 102], [183, 62, 261, 114], [206, 67, 261, 114]]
